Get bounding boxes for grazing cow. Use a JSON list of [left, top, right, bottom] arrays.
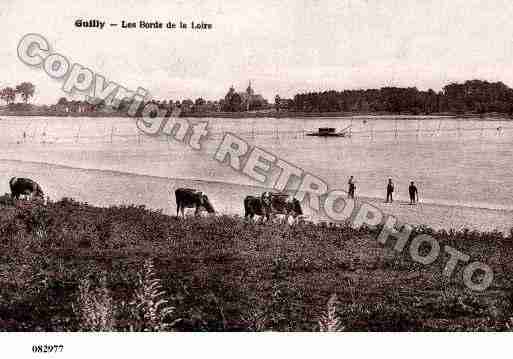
[[260, 191, 303, 223], [175, 188, 215, 217], [9, 177, 44, 200], [244, 195, 265, 221]]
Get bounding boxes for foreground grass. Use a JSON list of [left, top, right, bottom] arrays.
[[0, 198, 513, 331]]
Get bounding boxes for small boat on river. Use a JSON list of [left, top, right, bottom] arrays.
[[306, 126, 351, 137]]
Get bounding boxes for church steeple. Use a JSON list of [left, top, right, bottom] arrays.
[[246, 80, 254, 96]]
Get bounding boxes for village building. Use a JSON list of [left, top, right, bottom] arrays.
[[223, 82, 268, 111]]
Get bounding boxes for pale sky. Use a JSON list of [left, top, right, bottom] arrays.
[[2, 0, 513, 104]]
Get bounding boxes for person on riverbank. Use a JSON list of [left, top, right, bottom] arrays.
[[409, 181, 419, 204], [386, 178, 394, 203], [348, 176, 356, 199]]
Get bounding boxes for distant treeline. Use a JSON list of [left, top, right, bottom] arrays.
[[286, 80, 513, 115], [5, 79, 513, 117]]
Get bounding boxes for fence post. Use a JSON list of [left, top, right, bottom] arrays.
[[75, 124, 81, 143]]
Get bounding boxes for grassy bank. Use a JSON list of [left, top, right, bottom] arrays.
[[1, 198, 513, 331]]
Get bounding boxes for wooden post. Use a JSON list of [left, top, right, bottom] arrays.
[[75, 125, 81, 143], [41, 122, 48, 144]]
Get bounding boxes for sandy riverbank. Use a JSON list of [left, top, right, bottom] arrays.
[[0, 159, 511, 233]]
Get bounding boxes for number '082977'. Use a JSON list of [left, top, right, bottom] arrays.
[[32, 345, 64, 353]]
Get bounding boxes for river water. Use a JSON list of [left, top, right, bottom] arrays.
[[0, 115, 512, 212]]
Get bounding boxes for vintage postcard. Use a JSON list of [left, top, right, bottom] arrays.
[[1, 0, 512, 357]]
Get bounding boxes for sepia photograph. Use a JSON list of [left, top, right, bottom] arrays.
[[1, 0, 513, 357]]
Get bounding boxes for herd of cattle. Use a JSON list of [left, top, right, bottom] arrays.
[[176, 187, 303, 222], [8, 177, 304, 223]]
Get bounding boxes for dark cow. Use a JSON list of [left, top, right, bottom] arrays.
[[244, 195, 265, 221], [9, 177, 44, 200], [175, 188, 215, 217], [260, 191, 303, 223]]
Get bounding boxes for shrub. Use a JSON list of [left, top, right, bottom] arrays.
[[318, 294, 344, 332], [74, 275, 116, 331], [127, 259, 178, 331]]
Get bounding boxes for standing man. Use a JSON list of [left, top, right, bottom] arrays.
[[348, 176, 356, 199], [409, 181, 419, 205], [386, 178, 394, 203]]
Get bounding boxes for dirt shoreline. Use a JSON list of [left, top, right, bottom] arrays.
[[0, 158, 511, 233]]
